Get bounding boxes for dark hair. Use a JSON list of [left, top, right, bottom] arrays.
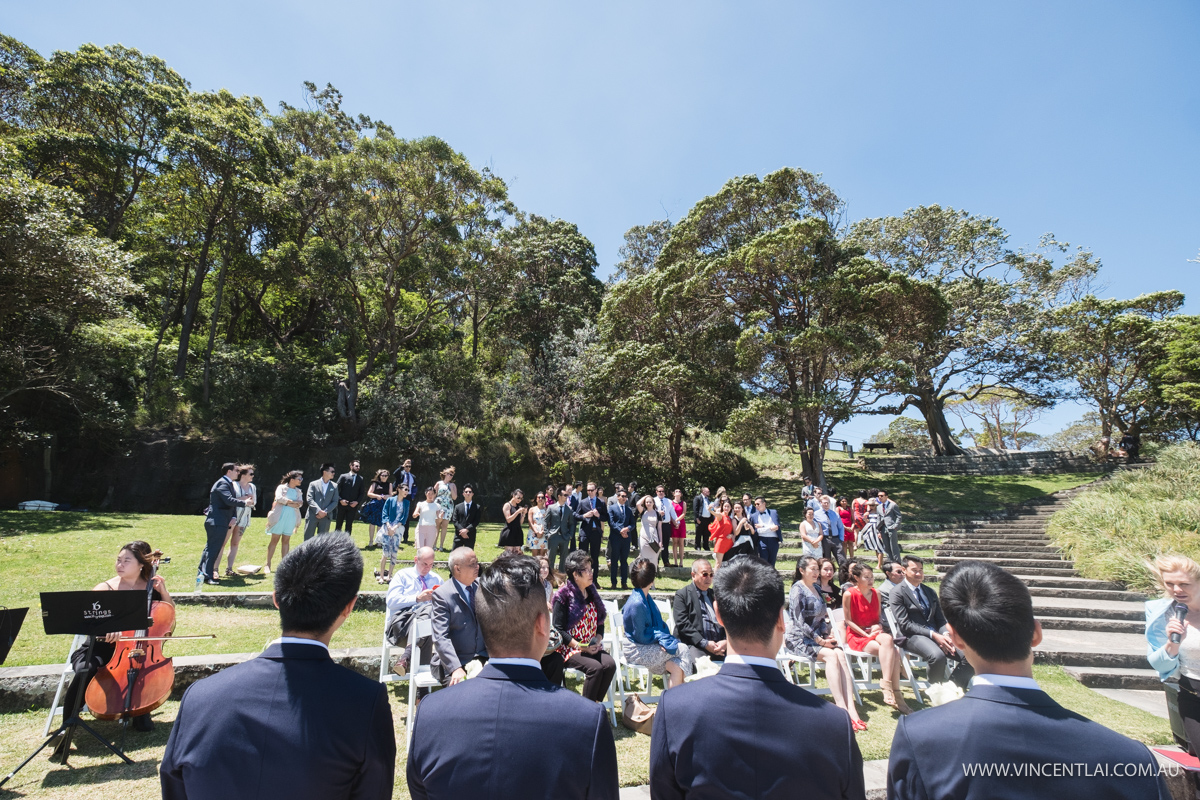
[[792, 555, 819, 585], [849, 562, 873, 582], [120, 541, 155, 582], [425, 486, 437, 495], [816, 557, 836, 580], [274, 535, 363, 634], [320, 462, 335, 474], [713, 558, 784, 646], [902, 555, 924, 568], [858, 489, 868, 500], [839, 558, 859, 585], [883, 560, 903, 576], [462, 483, 474, 492], [510, 488, 523, 499], [237, 463, 255, 477], [868, 487, 879, 497], [940, 560, 1036, 663], [574, 481, 582, 488], [476, 553, 547, 654], [280, 469, 303, 485], [563, 550, 592, 581], [630, 558, 657, 589], [754, 496, 766, 503], [221, 462, 237, 474]]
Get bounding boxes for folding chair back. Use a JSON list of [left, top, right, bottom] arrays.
[[830, 607, 882, 691], [884, 605, 930, 703], [43, 634, 86, 737], [405, 617, 443, 752], [379, 608, 410, 686]]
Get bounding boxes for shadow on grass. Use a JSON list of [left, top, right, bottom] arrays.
[[0, 511, 146, 538], [39, 758, 161, 788]]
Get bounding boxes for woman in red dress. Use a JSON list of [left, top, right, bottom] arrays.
[[670, 489, 688, 566], [851, 491, 868, 560], [838, 495, 856, 560], [707, 499, 734, 568], [842, 562, 912, 714]]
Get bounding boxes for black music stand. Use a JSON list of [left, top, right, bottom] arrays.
[[0, 592, 150, 787], [0, 607, 27, 664]]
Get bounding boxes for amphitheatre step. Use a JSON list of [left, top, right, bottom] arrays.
[[1034, 629, 1148, 670], [1031, 596, 1146, 621], [944, 532, 1051, 540], [1062, 667, 1163, 691], [934, 557, 1075, 574], [935, 547, 1063, 558], [1036, 616, 1144, 634], [1027, 586, 1151, 602]]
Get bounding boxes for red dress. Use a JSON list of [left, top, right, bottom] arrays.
[[671, 501, 687, 539], [845, 586, 882, 652], [708, 515, 733, 554], [838, 507, 855, 543]]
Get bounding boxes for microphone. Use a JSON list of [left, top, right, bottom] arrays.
[[1171, 603, 1189, 644]]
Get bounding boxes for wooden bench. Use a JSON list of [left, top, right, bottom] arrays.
[[862, 442, 894, 453]]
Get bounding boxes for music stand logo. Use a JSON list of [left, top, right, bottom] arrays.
[[83, 601, 113, 621]]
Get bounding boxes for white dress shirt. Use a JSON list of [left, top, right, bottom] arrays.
[[386, 567, 444, 615], [725, 652, 782, 671], [488, 657, 544, 670], [272, 636, 329, 653], [970, 673, 1041, 691]]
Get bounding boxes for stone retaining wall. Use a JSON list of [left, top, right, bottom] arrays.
[[860, 449, 1106, 476]]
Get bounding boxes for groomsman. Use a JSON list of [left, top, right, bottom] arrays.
[[304, 464, 339, 541], [692, 487, 714, 551], [574, 482, 608, 567], [198, 462, 252, 586], [335, 460, 365, 535], [450, 486, 481, 551]]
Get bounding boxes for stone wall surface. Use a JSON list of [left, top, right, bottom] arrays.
[[861, 449, 1107, 476]]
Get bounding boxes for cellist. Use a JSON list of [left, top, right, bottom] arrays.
[[53, 541, 173, 756]]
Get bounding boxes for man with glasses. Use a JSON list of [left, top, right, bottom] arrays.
[[385, 547, 444, 675], [574, 481, 608, 567], [606, 490, 635, 590], [544, 489, 573, 574], [430, 548, 486, 686], [672, 559, 727, 665], [748, 496, 781, 566], [334, 459, 365, 535], [653, 485, 678, 569], [450, 484, 481, 551], [304, 463, 339, 541]]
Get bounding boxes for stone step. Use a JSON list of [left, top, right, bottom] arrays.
[[1028, 586, 1150, 602], [934, 558, 1077, 576], [936, 547, 1061, 557], [1063, 667, 1163, 691], [1036, 616, 1144, 634], [945, 532, 1051, 540], [1032, 597, 1146, 621], [1034, 630, 1148, 670]]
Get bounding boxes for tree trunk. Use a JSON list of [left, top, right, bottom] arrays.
[[336, 342, 359, 425], [470, 296, 480, 362], [916, 389, 965, 456], [201, 254, 230, 404], [175, 181, 231, 379], [668, 424, 684, 487]]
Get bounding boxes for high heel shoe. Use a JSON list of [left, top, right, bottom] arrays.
[[881, 679, 914, 715]]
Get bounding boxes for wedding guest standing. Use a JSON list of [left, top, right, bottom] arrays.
[[219, 464, 257, 577], [412, 487, 444, 551], [606, 489, 635, 590], [334, 460, 365, 536], [527, 491, 548, 558], [670, 488, 688, 567], [574, 482, 608, 567], [1146, 554, 1200, 758], [265, 471, 304, 574], [749, 496, 781, 566], [450, 485, 480, 551], [707, 499, 734, 569], [393, 459, 418, 544], [199, 463, 252, 586], [433, 467, 457, 553], [303, 464, 339, 541], [499, 488, 527, 556], [359, 469, 394, 549], [637, 496, 662, 564], [692, 487, 714, 552]]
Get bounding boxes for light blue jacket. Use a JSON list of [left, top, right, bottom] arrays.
[[623, 588, 681, 653], [381, 496, 409, 527], [1145, 597, 1181, 682]]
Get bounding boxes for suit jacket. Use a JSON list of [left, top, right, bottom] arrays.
[[888, 581, 948, 639], [651, 661, 865, 800], [160, 642, 394, 800], [544, 502, 572, 538], [692, 494, 711, 522], [430, 579, 486, 681], [307, 479, 339, 516], [748, 508, 780, 534], [337, 472, 366, 504], [672, 582, 725, 651], [407, 662, 618, 800], [880, 500, 901, 531], [450, 501, 480, 537], [565, 493, 581, 533], [205, 476, 240, 529], [574, 495, 608, 536], [607, 502, 636, 539], [888, 683, 1170, 800]]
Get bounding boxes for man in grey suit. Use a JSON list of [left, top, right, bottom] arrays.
[[878, 489, 903, 562], [544, 488, 572, 573], [430, 547, 486, 685], [304, 463, 339, 541]]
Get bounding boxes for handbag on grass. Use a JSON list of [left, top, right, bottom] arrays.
[[621, 693, 655, 735]]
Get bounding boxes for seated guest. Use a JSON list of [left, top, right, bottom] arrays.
[[843, 562, 912, 714], [651, 558, 866, 800], [889, 555, 973, 688], [161, 535, 394, 799], [624, 558, 692, 688], [878, 560, 904, 633], [785, 556, 866, 730], [816, 557, 843, 610], [407, 553, 618, 800], [430, 547, 486, 685], [541, 550, 617, 702], [1146, 554, 1200, 757], [385, 546, 443, 675], [889, 560, 1170, 800], [672, 559, 727, 663]]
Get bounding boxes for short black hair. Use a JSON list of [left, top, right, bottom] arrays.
[[940, 560, 1036, 663], [902, 555, 924, 568], [754, 495, 766, 503], [221, 462, 237, 474], [274, 534, 362, 634], [462, 483, 474, 492], [476, 553, 547, 654], [563, 549, 591, 579], [882, 560, 903, 576], [630, 557, 657, 589], [713, 558, 784, 646], [321, 462, 335, 473]]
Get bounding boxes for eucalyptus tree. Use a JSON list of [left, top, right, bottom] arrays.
[[850, 206, 1098, 454]]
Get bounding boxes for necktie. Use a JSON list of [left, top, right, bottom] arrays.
[[467, 584, 476, 609], [465, 503, 471, 516], [916, 586, 930, 617]]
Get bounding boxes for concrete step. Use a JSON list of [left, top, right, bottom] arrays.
[[1063, 667, 1163, 690], [1036, 616, 1144, 634], [934, 558, 1077, 576], [1032, 597, 1146, 621], [1034, 630, 1148, 670], [935, 548, 1064, 559], [944, 532, 1051, 540], [1028, 586, 1151, 602]]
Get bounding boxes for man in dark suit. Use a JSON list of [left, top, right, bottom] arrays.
[[450, 485, 481, 550], [408, 553, 618, 800], [565, 483, 582, 551], [198, 462, 252, 585], [335, 459, 366, 535], [606, 489, 635, 590], [162, 534, 395, 799], [888, 560, 1170, 800], [430, 547, 486, 685], [651, 558, 865, 800], [574, 481, 608, 567], [672, 558, 726, 663], [692, 487, 714, 551], [878, 489, 902, 562], [544, 489, 572, 573], [888, 555, 973, 688]]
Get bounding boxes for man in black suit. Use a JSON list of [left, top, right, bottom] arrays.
[[692, 487, 714, 551], [565, 482, 582, 551], [672, 558, 726, 663], [574, 481, 608, 567], [450, 485, 480, 550], [605, 489, 635, 590], [162, 534, 395, 799], [651, 558, 866, 800], [407, 553, 618, 800], [888, 560, 1170, 800], [430, 547, 486, 685], [888, 555, 973, 687], [335, 459, 366, 535], [544, 489, 572, 573], [198, 462, 252, 586]]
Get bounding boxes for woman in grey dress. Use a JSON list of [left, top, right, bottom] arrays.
[[785, 556, 866, 731]]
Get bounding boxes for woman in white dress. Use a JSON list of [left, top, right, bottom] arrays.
[[799, 507, 824, 560], [637, 495, 661, 565], [413, 486, 444, 550], [528, 491, 548, 557]]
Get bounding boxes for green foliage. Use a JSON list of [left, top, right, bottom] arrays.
[[867, 417, 932, 452], [1035, 412, 1103, 452], [1154, 315, 1200, 439], [1047, 443, 1200, 592]]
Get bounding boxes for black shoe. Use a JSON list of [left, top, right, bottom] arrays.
[[132, 714, 154, 732], [621, 583, 629, 590], [204, 577, 221, 585]]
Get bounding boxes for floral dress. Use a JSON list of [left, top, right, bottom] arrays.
[[435, 481, 454, 518], [528, 506, 547, 550], [557, 602, 598, 660]]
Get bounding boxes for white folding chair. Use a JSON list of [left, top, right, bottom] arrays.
[[830, 607, 882, 691], [43, 634, 86, 737], [405, 618, 443, 753], [885, 606, 930, 704], [379, 608, 410, 686], [654, 598, 674, 631], [611, 603, 664, 705]]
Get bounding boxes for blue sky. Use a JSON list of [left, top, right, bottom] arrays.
[[8, 1, 1198, 444]]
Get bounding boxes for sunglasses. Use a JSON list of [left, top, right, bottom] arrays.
[[698, 571, 713, 577]]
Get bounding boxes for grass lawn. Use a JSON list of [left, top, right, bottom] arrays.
[[0, 665, 1171, 799]]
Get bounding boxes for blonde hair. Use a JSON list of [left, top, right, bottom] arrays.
[[1150, 554, 1200, 596]]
